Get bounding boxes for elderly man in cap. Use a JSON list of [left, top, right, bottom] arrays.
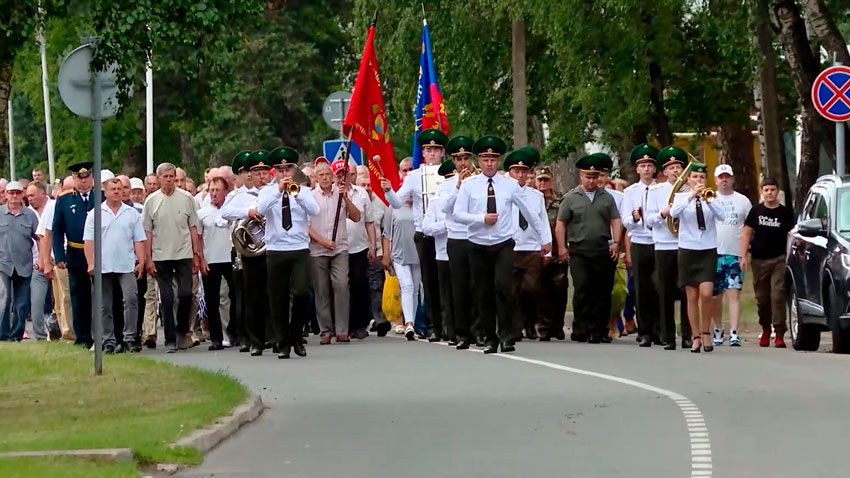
[[52, 161, 98, 348], [556, 154, 622, 344], [535, 165, 569, 341], [0, 181, 40, 341], [130, 177, 146, 206]]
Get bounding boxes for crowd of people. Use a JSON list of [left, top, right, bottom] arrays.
[[0, 134, 797, 357]]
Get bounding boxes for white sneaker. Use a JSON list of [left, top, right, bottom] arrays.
[[222, 339, 231, 348], [713, 327, 724, 346], [404, 325, 415, 341], [729, 331, 741, 347]]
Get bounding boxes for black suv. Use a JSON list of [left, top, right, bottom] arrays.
[[785, 174, 850, 353]]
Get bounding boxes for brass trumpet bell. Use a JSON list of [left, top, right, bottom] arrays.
[[700, 189, 716, 202], [283, 181, 300, 196]]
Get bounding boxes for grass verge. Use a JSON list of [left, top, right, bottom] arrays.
[[0, 457, 139, 478], [0, 341, 247, 468]]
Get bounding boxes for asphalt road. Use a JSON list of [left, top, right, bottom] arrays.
[[153, 333, 849, 478]]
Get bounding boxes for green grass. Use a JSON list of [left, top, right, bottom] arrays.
[[0, 457, 139, 478], [0, 341, 247, 467]]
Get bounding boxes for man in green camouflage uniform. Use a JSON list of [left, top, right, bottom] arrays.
[[535, 166, 568, 340]]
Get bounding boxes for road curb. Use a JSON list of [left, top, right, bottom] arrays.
[[172, 393, 264, 453], [0, 448, 134, 461]]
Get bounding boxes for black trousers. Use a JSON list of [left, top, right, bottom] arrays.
[[135, 273, 147, 344], [229, 251, 247, 344], [266, 250, 311, 348], [538, 260, 569, 336], [632, 242, 660, 338], [448, 238, 475, 342], [154, 259, 193, 346], [348, 249, 371, 333], [112, 276, 124, 346], [571, 252, 616, 338], [436, 260, 456, 341], [470, 239, 516, 346], [655, 249, 692, 343], [202, 262, 234, 344], [241, 254, 268, 348], [367, 255, 387, 325], [513, 251, 543, 336], [414, 232, 442, 337], [68, 266, 93, 347]]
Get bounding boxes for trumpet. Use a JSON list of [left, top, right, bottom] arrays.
[[460, 166, 482, 181], [700, 188, 716, 202], [281, 180, 300, 196]]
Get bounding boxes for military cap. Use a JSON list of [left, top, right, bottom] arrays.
[[245, 150, 270, 171], [519, 145, 541, 167], [68, 161, 94, 178], [417, 129, 449, 148], [438, 160, 457, 178], [689, 162, 708, 174], [629, 144, 659, 166], [536, 166, 553, 179], [446, 136, 475, 156], [575, 155, 602, 175], [504, 149, 533, 170], [231, 151, 251, 173], [656, 146, 688, 171], [268, 147, 298, 167], [473, 135, 507, 156], [590, 152, 614, 172]]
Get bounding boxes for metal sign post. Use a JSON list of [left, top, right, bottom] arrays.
[[811, 63, 850, 175], [7, 100, 14, 180], [322, 91, 352, 138]]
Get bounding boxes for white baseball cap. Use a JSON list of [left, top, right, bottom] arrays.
[[714, 164, 734, 177], [130, 177, 144, 190], [6, 181, 23, 192], [101, 170, 115, 182]]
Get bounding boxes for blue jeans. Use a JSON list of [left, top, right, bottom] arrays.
[[0, 271, 32, 341], [30, 270, 50, 340]]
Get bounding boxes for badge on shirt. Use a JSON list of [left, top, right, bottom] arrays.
[[70, 204, 76, 214]]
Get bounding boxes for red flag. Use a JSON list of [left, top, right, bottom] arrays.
[[343, 21, 400, 205]]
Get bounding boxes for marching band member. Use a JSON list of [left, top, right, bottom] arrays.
[[256, 147, 320, 359], [670, 162, 724, 353], [453, 136, 551, 354], [621, 144, 660, 347], [422, 160, 457, 344], [507, 146, 551, 342], [385, 129, 447, 342]]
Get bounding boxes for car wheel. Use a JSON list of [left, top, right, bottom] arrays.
[[826, 284, 850, 354], [789, 287, 820, 351]]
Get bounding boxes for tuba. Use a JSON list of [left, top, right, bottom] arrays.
[[232, 217, 266, 257]]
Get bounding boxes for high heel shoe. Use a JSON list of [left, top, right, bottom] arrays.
[[702, 333, 714, 353], [690, 336, 701, 353]]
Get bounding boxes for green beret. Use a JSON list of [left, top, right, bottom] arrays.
[[268, 147, 298, 167], [68, 161, 94, 177], [231, 151, 251, 173], [417, 129, 449, 148], [656, 146, 688, 171], [575, 155, 602, 175], [245, 150, 270, 171], [446, 136, 475, 156], [689, 162, 708, 174], [504, 149, 533, 170], [473, 135, 507, 156], [629, 144, 659, 166], [438, 160, 457, 177], [589, 152, 613, 172]]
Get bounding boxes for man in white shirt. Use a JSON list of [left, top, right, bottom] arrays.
[[710, 164, 752, 346], [257, 147, 320, 358], [423, 160, 457, 344], [84, 178, 146, 353], [27, 182, 54, 340], [622, 144, 661, 347], [386, 129, 447, 342], [344, 160, 375, 340], [507, 147, 552, 342], [451, 136, 551, 354]]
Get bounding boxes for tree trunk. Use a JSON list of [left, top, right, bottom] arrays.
[[801, 0, 850, 65], [755, 0, 792, 202], [796, 109, 822, 209], [178, 130, 195, 169], [718, 124, 760, 203], [0, 60, 11, 179], [530, 114, 545, 151], [648, 61, 673, 146], [512, 19, 528, 147]]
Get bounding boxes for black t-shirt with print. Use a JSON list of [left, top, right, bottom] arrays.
[[744, 203, 796, 259]]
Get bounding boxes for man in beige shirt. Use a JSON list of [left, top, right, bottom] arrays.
[[143, 162, 205, 353]]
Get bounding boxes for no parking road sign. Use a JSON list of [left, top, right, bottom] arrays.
[[812, 65, 850, 122]]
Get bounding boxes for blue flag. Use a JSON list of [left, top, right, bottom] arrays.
[[412, 19, 449, 169]]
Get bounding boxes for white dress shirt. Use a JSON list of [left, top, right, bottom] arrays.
[[385, 168, 426, 232], [221, 187, 262, 222], [422, 197, 448, 261], [367, 195, 386, 257], [83, 202, 145, 273], [29, 200, 53, 266], [438, 178, 468, 240], [256, 184, 320, 252], [453, 173, 548, 247], [621, 180, 656, 245], [345, 185, 372, 254], [670, 192, 725, 251], [512, 186, 552, 251], [197, 204, 235, 264], [644, 181, 679, 251]]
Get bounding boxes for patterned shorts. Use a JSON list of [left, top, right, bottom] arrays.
[[713, 254, 744, 296]]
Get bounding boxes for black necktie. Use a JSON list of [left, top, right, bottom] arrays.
[[282, 193, 292, 230], [487, 179, 496, 214], [519, 210, 528, 230], [642, 186, 649, 228], [695, 198, 706, 231], [82, 194, 88, 208]]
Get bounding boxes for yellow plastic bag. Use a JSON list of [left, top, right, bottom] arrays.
[[610, 258, 628, 317], [382, 271, 402, 322]]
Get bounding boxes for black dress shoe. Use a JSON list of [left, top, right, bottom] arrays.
[[104, 345, 115, 354], [428, 333, 441, 342], [278, 346, 291, 359], [456, 341, 470, 350], [271, 343, 280, 354], [682, 337, 693, 349], [448, 339, 458, 346], [638, 336, 652, 347], [600, 336, 612, 343], [376, 321, 391, 337], [114, 343, 126, 354], [144, 338, 157, 349], [526, 328, 539, 340], [208, 342, 224, 351], [250, 346, 263, 356], [475, 338, 486, 347], [264, 342, 273, 350], [571, 333, 588, 343], [664, 342, 676, 350], [239, 344, 250, 353], [501, 342, 516, 353], [130, 343, 142, 353], [483, 344, 498, 354], [538, 335, 552, 342], [302, 331, 309, 338], [653, 336, 666, 346], [293, 342, 307, 357], [587, 335, 601, 344]]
